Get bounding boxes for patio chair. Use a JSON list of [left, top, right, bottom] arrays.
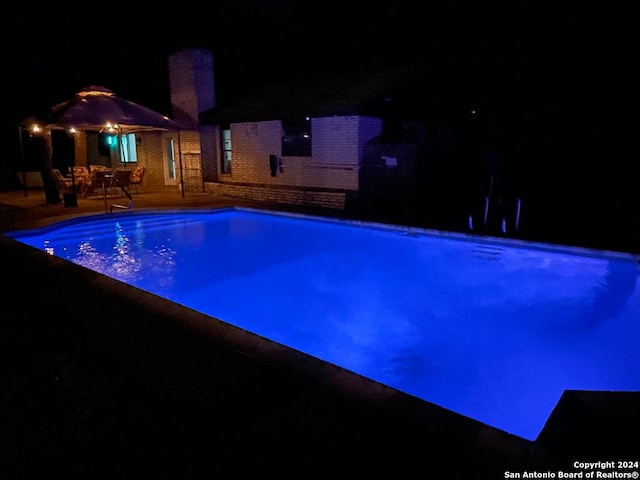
[[50, 168, 74, 196], [112, 168, 132, 196], [130, 165, 145, 193], [85, 169, 114, 198], [68, 166, 91, 195], [50, 168, 78, 206]]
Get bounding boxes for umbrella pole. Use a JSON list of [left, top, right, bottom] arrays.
[[69, 131, 77, 197], [70, 163, 77, 195], [177, 130, 185, 198], [116, 128, 123, 166], [119, 129, 125, 164], [18, 126, 28, 197]]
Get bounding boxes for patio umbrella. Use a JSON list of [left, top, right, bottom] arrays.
[[47, 85, 182, 133]]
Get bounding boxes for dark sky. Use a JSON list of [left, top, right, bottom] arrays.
[[9, 2, 631, 113], [4, 1, 635, 181]]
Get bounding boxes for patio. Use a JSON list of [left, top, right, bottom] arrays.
[[0, 187, 284, 234]]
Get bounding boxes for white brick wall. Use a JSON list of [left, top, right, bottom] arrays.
[[203, 115, 384, 209], [221, 116, 382, 189]]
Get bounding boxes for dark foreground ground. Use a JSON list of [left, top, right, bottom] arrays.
[[1, 188, 638, 479]]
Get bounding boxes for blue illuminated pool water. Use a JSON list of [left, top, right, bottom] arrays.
[[7, 208, 640, 440]]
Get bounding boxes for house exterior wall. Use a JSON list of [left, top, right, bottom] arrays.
[[74, 131, 203, 192], [84, 132, 107, 167], [199, 125, 217, 183], [134, 133, 166, 192], [73, 131, 88, 167], [173, 130, 203, 192], [70, 130, 153, 189], [205, 115, 384, 210], [98, 130, 202, 194]]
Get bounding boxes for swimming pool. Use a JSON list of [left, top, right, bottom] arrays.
[[7, 207, 640, 441]]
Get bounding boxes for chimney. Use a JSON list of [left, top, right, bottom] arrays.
[[168, 48, 215, 129]]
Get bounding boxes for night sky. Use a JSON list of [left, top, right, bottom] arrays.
[[4, 1, 637, 249], [8, 2, 632, 128]]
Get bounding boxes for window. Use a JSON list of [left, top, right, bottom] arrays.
[[281, 117, 311, 157], [221, 125, 232, 173], [166, 138, 177, 181], [100, 132, 138, 162], [119, 133, 137, 163]]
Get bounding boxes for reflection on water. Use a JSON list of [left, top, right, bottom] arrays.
[[6, 210, 640, 441], [72, 221, 177, 288]]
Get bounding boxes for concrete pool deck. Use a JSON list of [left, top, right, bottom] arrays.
[[1, 187, 638, 478]]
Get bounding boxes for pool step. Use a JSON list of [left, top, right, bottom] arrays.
[[471, 244, 503, 262]]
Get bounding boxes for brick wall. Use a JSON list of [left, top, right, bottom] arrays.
[[135, 133, 161, 191], [207, 182, 346, 209], [73, 131, 87, 167], [99, 130, 202, 193], [181, 153, 203, 192], [174, 131, 202, 192], [168, 48, 215, 129], [204, 115, 383, 209]]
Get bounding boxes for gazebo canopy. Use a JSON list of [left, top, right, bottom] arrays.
[[24, 85, 182, 133]]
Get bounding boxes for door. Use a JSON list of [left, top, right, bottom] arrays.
[[164, 137, 178, 186]]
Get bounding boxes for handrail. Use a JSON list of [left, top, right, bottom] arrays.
[[110, 200, 132, 213], [100, 173, 133, 214]]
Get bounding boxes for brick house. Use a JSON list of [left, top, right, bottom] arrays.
[[20, 47, 493, 227], [167, 48, 481, 218]]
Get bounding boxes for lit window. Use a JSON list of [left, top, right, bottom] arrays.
[[221, 126, 232, 173], [119, 133, 137, 163]]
